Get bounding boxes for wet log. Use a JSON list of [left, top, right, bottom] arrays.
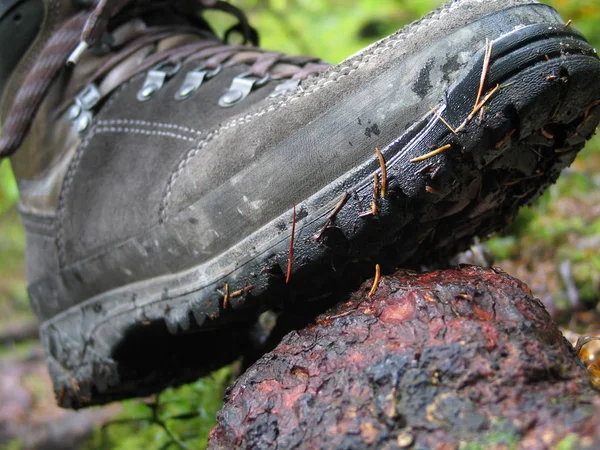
[[0, 320, 39, 346], [0, 356, 120, 450], [209, 266, 599, 450]]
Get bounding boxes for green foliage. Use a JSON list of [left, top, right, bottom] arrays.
[[215, 0, 600, 65], [556, 434, 580, 450], [486, 236, 518, 260], [215, 0, 444, 63], [0, 160, 18, 215], [552, 0, 600, 46], [3, 438, 24, 450], [0, 207, 29, 329], [459, 429, 519, 450], [85, 367, 231, 450]]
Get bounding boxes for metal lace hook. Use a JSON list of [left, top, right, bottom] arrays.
[[136, 60, 183, 101], [218, 71, 270, 107], [174, 63, 222, 100]]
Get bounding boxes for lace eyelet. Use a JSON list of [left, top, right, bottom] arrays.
[[218, 71, 271, 108], [174, 63, 223, 101], [67, 83, 102, 135], [136, 61, 183, 102]]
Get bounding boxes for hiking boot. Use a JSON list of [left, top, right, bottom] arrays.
[[2, 0, 599, 408]]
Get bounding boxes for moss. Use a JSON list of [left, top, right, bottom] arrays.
[[84, 366, 232, 450], [3, 439, 24, 450], [0, 339, 38, 360], [460, 429, 519, 450], [556, 433, 580, 450], [486, 236, 519, 261]]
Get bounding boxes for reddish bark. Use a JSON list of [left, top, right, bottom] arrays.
[[209, 266, 599, 450]]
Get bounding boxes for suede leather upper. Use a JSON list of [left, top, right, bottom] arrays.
[[5, 0, 566, 319]]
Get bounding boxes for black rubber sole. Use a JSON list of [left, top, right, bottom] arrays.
[[43, 23, 600, 408]]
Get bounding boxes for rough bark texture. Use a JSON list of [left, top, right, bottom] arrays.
[[209, 266, 599, 450]]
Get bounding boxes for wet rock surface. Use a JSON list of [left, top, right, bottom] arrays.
[[209, 266, 600, 449]]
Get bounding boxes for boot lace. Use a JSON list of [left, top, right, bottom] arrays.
[[0, 0, 329, 157]]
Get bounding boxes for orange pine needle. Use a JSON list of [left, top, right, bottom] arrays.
[[56, 386, 66, 405], [495, 129, 516, 149], [368, 264, 381, 298], [468, 83, 500, 121], [373, 172, 380, 199], [370, 201, 378, 216], [286, 204, 296, 284], [231, 285, 254, 298], [425, 185, 442, 195], [410, 144, 452, 163], [430, 106, 457, 135], [223, 283, 230, 309], [541, 128, 554, 139], [314, 192, 349, 240], [474, 39, 493, 109], [375, 147, 388, 197]]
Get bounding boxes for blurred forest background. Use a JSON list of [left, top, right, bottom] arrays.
[[1, 0, 599, 449]]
